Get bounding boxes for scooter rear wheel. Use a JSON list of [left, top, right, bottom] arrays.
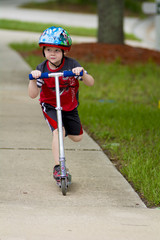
[[61, 178, 67, 196]]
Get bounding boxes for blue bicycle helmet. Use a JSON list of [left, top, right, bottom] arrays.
[[39, 26, 72, 51]]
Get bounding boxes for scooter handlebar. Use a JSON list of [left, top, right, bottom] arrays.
[[63, 70, 83, 77], [29, 70, 83, 80], [29, 72, 49, 80]]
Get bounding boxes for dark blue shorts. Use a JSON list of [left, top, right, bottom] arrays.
[[41, 103, 83, 136]]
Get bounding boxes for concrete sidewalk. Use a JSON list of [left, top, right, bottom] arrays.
[[0, 28, 160, 240]]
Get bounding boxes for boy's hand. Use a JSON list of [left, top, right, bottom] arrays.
[[72, 67, 84, 76], [31, 70, 42, 79]]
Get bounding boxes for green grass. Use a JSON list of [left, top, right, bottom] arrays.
[[10, 42, 160, 207], [124, 0, 155, 16], [0, 19, 141, 42], [19, 0, 154, 16], [0, 19, 96, 37], [19, 0, 97, 14], [79, 62, 160, 207]]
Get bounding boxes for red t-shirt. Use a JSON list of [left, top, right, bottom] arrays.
[[37, 57, 81, 111]]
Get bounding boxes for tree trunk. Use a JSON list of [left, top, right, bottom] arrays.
[[98, 0, 124, 44]]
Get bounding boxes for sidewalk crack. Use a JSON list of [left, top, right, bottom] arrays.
[[0, 147, 101, 152]]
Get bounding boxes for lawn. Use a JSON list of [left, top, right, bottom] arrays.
[[0, 19, 140, 41]]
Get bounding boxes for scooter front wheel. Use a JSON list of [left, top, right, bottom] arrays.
[[61, 178, 67, 196]]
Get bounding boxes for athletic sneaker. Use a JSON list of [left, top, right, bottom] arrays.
[[53, 165, 61, 182], [53, 165, 72, 185]]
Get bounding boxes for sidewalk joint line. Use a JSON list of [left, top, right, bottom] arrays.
[[0, 147, 101, 152]]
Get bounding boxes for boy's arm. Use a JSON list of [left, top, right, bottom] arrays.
[[72, 67, 94, 86], [28, 80, 40, 98], [28, 70, 41, 98], [81, 71, 94, 87]]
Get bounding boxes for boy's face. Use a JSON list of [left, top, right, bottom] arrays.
[[44, 47, 63, 66]]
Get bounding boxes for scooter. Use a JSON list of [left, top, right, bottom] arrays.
[[29, 70, 83, 195]]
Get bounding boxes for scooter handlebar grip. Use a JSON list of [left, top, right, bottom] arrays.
[[40, 72, 49, 79], [63, 70, 83, 77], [29, 72, 49, 80], [29, 74, 34, 80]]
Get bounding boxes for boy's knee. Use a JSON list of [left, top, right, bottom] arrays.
[[53, 128, 58, 137], [68, 134, 83, 142], [53, 128, 65, 137]]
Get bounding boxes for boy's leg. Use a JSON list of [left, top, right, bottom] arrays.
[[52, 128, 66, 166], [41, 104, 83, 177], [52, 129, 59, 166], [41, 103, 60, 166], [52, 128, 66, 182], [52, 108, 83, 180], [62, 108, 83, 142]]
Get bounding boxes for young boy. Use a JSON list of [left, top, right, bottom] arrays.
[[28, 26, 94, 183]]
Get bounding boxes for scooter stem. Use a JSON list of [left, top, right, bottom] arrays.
[[55, 75, 66, 176]]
